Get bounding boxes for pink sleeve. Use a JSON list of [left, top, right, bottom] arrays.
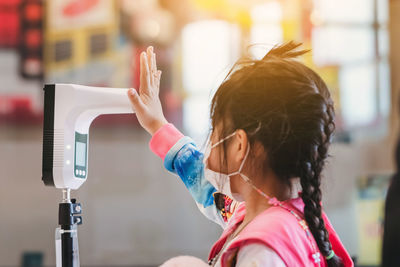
[[149, 123, 184, 161]]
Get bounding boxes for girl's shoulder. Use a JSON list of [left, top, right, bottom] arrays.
[[247, 198, 306, 234]]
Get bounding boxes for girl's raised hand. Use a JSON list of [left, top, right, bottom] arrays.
[[127, 46, 168, 135]]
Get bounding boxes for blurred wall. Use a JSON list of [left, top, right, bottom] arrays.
[[323, 138, 393, 260], [390, 0, 400, 138]]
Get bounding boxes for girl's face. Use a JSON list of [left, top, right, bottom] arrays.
[[206, 122, 250, 195]]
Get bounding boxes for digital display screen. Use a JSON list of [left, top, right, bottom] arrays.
[[75, 142, 86, 167]]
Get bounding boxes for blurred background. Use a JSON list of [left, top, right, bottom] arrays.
[[0, 0, 399, 266]]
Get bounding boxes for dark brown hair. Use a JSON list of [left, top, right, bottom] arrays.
[[210, 42, 342, 266]]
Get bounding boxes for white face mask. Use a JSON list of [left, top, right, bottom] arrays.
[[202, 132, 252, 202]]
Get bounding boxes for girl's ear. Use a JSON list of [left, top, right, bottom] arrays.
[[234, 129, 248, 162]]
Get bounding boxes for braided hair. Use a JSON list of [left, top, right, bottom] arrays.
[[210, 42, 343, 266]]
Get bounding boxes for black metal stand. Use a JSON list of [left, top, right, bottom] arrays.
[[58, 199, 82, 267]]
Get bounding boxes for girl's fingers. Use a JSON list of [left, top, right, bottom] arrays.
[[140, 46, 160, 96], [153, 70, 161, 94], [144, 52, 151, 88], [147, 47, 154, 84], [140, 52, 151, 95], [127, 88, 145, 113], [149, 46, 156, 72], [156, 70, 162, 93], [139, 52, 146, 94], [152, 49, 157, 73], [153, 51, 158, 89]]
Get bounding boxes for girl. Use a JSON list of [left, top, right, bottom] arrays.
[[127, 43, 353, 267]]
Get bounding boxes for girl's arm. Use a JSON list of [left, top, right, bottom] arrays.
[[149, 123, 239, 228], [126, 46, 238, 228]]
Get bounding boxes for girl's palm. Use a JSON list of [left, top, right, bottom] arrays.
[[127, 46, 168, 135]]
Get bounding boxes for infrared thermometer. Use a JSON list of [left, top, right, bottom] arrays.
[[42, 84, 134, 190]]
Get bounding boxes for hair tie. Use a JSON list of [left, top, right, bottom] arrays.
[[325, 250, 335, 260]]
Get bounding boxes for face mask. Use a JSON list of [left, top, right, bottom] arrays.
[[203, 132, 251, 202]]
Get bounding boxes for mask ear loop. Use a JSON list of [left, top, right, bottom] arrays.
[[211, 132, 237, 148], [227, 144, 250, 181], [203, 131, 235, 165], [224, 122, 261, 177], [228, 144, 276, 202]]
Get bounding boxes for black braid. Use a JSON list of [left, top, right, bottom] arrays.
[[298, 96, 343, 267]]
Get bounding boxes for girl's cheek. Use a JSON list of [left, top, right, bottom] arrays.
[[209, 146, 228, 173], [208, 149, 221, 172]]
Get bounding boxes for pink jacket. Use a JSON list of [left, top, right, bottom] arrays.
[[208, 199, 353, 267]]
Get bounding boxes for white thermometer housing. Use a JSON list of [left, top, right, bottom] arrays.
[[42, 84, 134, 189]]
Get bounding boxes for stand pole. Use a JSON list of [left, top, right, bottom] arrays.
[[57, 189, 82, 267]]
